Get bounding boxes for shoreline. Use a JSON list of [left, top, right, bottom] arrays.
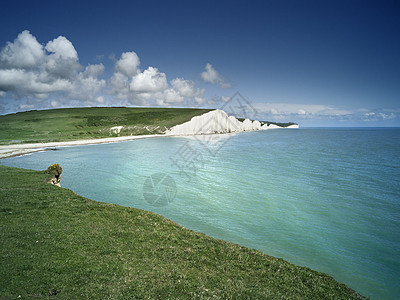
[[0, 132, 241, 159], [0, 127, 297, 159], [0, 134, 167, 159], [0, 108, 298, 159]]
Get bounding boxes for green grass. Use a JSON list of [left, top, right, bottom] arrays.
[[0, 165, 365, 299], [0, 107, 212, 145]]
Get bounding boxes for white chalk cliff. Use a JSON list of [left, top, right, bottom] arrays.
[[166, 109, 298, 136]]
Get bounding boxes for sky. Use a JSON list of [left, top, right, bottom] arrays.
[[0, 0, 399, 126]]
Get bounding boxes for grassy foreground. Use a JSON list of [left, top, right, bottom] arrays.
[[0, 107, 212, 145], [0, 165, 364, 299]]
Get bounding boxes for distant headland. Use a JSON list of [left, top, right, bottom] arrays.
[[0, 107, 297, 159]]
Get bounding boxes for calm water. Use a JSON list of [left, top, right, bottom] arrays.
[[2, 128, 400, 299]]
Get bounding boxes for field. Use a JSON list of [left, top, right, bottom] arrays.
[[0, 165, 365, 299], [0, 107, 212, 145]]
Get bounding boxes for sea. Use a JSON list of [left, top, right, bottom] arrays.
[[1, 128, 399, 299]]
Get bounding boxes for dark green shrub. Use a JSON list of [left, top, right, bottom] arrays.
[[45, 163, 63, 179]]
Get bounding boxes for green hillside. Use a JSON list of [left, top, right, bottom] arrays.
[[0, 107, 212, 145]]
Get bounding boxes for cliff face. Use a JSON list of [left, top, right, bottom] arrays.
[[166, 109, 296, 135]]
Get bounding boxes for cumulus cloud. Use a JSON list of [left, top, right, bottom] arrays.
[[171, 78, 195, 97], [157, 88, 184, 105], [153, 80, 205, 106], [69, 64, 106, 101], [0, 30, 104, 104], [109, 71, 131, 100], [170, 78, 205, 104], [0, 30, 220, 112], [82, 63, 105, 78], [45, 36, 78, 60], [0, 68, 73, 96], [0, 30, 45, 69], [109, 53, 205, 106], [130, 67, 168, 93], [201, 63, 231, 88], [115, 51, 140, 76], [109, 53, 164, 105], [43, 36, 82, 80]]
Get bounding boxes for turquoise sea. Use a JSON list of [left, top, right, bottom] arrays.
[[2, 128, 399, 299]]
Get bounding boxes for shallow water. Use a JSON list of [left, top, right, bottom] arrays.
[[2, 128, 400, 299]]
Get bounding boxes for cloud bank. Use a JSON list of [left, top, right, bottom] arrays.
[[109, 52, 205, 106], [0, 30, 206, 111], [0, 30, 398, 125], [0, 30, 105, 106], [252, 102, 400, 125]]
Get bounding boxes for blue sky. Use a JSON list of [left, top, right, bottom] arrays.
[[0, 0, 399, 126]]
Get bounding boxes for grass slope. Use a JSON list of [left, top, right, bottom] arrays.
[[0, 165, 365, 299], [0, 107, 212, 145]]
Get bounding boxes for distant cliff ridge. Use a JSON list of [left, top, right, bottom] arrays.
[[166, 109, 298, 135]]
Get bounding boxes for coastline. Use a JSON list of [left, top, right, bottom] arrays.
[[0, 134, 166, 159], [0, 132, 241, 159], [0, 127, 298, 159], [0, 108, 298, 159]]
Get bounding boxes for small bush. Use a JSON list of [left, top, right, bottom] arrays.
[[45, 163, 63, 179]]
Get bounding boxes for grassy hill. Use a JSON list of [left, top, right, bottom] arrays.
[[0, 107, 212, 145], [0, 165, 365, 299]]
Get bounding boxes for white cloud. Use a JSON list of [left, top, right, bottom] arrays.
[[109, 54, 165, 105], [159, 88, 184, 105], [45, 36, 78, 60], [109, 55, 206, 106], [170, 78, 205, 104], [201, 63, 218, 83], [0, 30, 104, 104], [82, 63, 105, 78], [43, 36, 81, 80], [0, 31, 219, 111], [194, 96, 206, 105], [201, 63, 231, 88], [130, 67, 168, 93], [0, 30, 45, 69], [115, 51, 140, 77], [110, 71, 130, 100], [171, 78, 196, 98], [0, 68, 73, 96], [70, 67, 106, 101]]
